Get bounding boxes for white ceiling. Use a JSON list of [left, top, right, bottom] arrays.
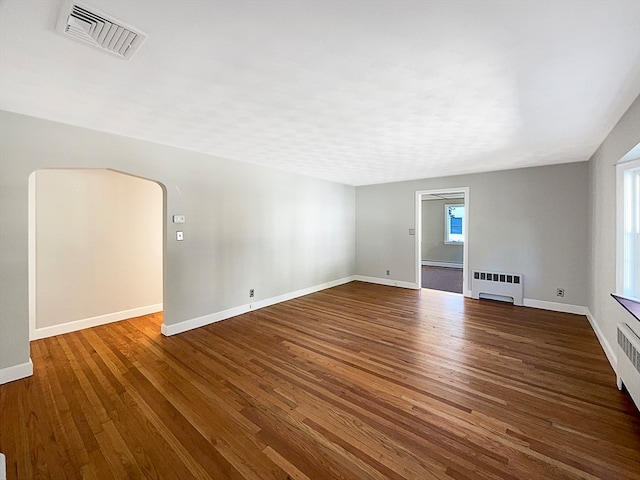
[[1, 0, 639, 186]]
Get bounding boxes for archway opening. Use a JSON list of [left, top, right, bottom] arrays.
[[28, 168, 166, 339]]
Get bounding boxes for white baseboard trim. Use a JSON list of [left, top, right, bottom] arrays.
[[161, 276, 355, 336], [353, 275, 420, 290], [522, 298, 588, 316], [0, 358, 33, 384], [31, 303, 163, 340], [421, 261, 463, 268], [585, 309, 617, 373]]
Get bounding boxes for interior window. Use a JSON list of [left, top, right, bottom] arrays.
[[445, 204, 464, 244], [618, 158, 640, 300]]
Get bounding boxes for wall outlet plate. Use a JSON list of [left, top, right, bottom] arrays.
[[556, 288, 565, 297], [176, 231, 184, 241], [172, 215, 185, 224]]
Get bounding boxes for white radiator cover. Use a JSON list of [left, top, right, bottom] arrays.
[[617, 323, 640, 411], [471, 270, 523, 306]]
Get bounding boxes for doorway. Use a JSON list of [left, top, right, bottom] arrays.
[[28, 168, 165, 339], [415, 188, 469, 296]]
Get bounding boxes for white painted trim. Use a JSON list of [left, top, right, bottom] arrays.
[[28, 172, 37, 342], [354, 275, 419, 290], [0, 358, 33, 384], [522, 298, 588, 316], [30, 304, 163, 340], [616, 162, 625, 294], [161, 277, 355, 336], [472, 295, 592, 316], [585, 309, 617, 374], [421, 261, 463, 268]]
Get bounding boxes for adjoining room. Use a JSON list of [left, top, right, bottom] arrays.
[[419, 190, 466, 294]]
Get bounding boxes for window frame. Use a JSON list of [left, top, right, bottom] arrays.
[[444, 203, 464, 245], [617, 157, 640, 301]]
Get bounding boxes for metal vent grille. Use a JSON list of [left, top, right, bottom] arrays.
[[55, 1, 146, 59], [618, 325, 640, 375], [473, 271, 521, 284]]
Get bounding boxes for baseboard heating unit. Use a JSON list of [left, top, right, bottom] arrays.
[[617, 323, 640, 410], [471, 270, 523, 306]]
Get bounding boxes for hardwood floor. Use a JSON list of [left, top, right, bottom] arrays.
[[1, 282, 639, 479]]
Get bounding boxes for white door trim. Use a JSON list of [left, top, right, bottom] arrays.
[[415, 187, 470, 296]]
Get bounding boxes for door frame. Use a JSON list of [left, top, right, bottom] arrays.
[[415, 187, 470, 296]]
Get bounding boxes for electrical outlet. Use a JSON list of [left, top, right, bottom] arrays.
[[386, 270, 390, 276], [249, 289, 254, 298], [556, 288, 565, 297]]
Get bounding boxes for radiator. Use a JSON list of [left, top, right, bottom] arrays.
[[617, 323, 640, 411], [471, 270, 523, 306]]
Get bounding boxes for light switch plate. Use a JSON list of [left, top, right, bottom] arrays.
[[176, 231, 184, 241], [173, 215, 185, 224]]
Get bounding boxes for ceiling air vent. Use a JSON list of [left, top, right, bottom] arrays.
[[55, 1, 147, 60]]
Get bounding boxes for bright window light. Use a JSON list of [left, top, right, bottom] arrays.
[[445, 204, 464, 244], [618, 158, 640, 300]]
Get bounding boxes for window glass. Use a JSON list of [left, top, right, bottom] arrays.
[[445, 204, 464, 244], [620, 161, 640, 299]]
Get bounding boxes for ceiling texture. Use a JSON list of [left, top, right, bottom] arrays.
[[1, 0, 639, 186]]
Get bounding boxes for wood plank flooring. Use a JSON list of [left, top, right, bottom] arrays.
[[1, 281, 639, 479]]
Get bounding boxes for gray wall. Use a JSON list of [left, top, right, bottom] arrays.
[[356, 163, 589, 305], [0, 110, 355, 372], [588, 95, 640, 363], [422, 198, 464, 264]]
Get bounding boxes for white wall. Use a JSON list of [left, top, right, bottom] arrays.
[[588, 94, 640, 370], [33, 169, 162, 335], [356, 162, 589, 307], [422, 198, 464, 264], [0, 110, 356, 379]]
